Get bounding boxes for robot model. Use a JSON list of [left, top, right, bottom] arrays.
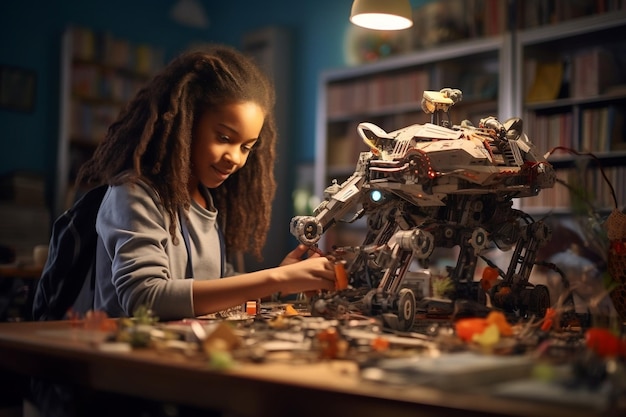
[[291, 89, 556, 331]]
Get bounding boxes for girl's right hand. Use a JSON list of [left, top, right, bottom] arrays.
[[277, 255, 336, 293], [280, 244, 323, 266]]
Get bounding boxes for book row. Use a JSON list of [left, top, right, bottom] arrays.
[[70, 26, 163, 76], [524, 104, 626, 154], [519, 165, 625, 211]]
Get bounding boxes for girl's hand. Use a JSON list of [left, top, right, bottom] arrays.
[[276, 248, 336, 293], [280, 244, 322, 266]]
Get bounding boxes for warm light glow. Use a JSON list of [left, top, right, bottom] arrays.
[[350, 0, 413, 31], [350, 13, 412, 30]]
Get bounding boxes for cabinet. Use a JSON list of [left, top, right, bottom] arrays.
[[514, 9, 626, 213], [55, 27, 163, 216], [315, 3, 626, 250]]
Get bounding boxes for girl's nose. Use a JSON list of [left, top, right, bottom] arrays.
[[224, 146, 242, 166]]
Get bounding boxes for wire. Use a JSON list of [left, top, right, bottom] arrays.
[[546, 146, 618, 210]]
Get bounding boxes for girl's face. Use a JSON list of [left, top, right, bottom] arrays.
[[191, 101, 265, 189]]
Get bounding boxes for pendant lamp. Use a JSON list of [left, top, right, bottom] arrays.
[[350, 0, 413, 30]]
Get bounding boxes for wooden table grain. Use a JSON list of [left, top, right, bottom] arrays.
[[0, 320, 622, 417]]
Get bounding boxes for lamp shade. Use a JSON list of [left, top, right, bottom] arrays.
[[350, 0, 413, 31]]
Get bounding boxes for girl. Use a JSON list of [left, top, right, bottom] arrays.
[[74, 44, 336, 320]]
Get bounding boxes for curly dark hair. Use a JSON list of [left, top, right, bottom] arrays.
[[76, 44, 277, 260]]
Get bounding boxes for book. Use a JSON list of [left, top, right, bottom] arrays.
[[526, 60, 563, 103], [572, 48, 619, 98]]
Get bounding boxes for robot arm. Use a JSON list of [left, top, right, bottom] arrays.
[[290, 172, 366, 246]]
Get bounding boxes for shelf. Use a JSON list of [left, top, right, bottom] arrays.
[[517, 9, 626, 46], [55, 26, 163, 216], [525, 90, 626, 111], [515, 9, 626, 215], [324, 35, 505, 81], [514, 9, 626, 113]]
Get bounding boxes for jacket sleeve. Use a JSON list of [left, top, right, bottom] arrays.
[[96, 182, 195, 320]]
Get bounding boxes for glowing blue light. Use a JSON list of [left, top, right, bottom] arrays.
[[370, 190, 383, 202]]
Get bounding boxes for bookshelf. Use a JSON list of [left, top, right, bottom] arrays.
[[55, 26, 164, 217], [514, 8, 626, 213], [315, 2, 626, 250]]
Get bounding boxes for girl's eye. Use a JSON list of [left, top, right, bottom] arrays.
[[219, 134, 230, 143]]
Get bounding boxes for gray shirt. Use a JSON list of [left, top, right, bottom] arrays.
[[80, 180, 234, 320]]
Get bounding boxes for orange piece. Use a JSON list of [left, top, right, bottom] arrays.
[[455, 317, 489, 342], [585, 328, 626, 358], [541, 307, 556, 332], [371, 336, 390, 352], [317, 327, 340, 359], [335, 262, 348, 290], [486, 310, 513, 336], [482, 266, 499, 281], [284, 304, 299, 316], [480, 266, 499, 290], [497, 286, 512, 295], [245, 300, 258, 315]]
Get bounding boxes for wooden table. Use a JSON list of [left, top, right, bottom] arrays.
[[0, 264, 42, 280], [0, 320, 622, 417], [0, 264, 41, 321]]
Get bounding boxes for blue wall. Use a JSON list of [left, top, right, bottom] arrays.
[[0, 0, 428, 192], [0, 0, 351, 196], [0, 0, 430, 271]]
